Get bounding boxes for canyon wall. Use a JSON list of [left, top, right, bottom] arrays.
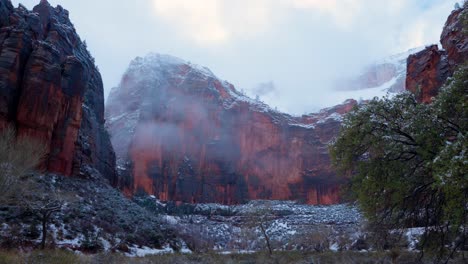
[[106, 54, 356, 205], [0, 0, 116, 182], [406, 6, 467, 103]]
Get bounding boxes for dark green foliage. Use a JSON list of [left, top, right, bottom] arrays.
[[462, 1, 468, 35], [330, 66, 468, 260], [25, 222, 40, 240]]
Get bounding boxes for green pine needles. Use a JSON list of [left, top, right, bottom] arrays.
[[330, 66, 467, 260]]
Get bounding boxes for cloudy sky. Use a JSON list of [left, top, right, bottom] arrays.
[[13, 0, 458, 114]]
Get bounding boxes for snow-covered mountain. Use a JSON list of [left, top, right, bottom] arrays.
[[331, 47, 426, 102], [106, 53, 358, 205]]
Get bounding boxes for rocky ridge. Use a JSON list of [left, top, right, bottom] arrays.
[[0, 0, 116, 181], [106, 54, 357, 205], [406, 5, 468, 103]]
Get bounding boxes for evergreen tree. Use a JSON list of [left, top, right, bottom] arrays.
[[330, 66, 467, 260]]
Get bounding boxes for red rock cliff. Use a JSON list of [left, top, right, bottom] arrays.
[[0, 0, 116, 182], [106, 54, 356, 205], [406, 5, 468, 103]]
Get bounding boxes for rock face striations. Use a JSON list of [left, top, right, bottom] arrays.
[[106, 54, 357, 205], [406, 5, 468, 103], [0, 0, 116, 182]]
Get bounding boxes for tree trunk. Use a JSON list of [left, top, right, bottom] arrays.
[[41, 215, 47, 249], [260, 222, 272, 255]]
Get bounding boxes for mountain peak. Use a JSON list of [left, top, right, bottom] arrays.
[[106, 53, 355, 205], [128, 53, 216, 80]]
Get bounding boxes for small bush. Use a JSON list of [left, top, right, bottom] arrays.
[[80, 230, 104, 253]]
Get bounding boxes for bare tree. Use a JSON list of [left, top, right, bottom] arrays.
[[0, 125, 47, 204], [245, 205, 274, 255], [0, 125, 64, 249], [26, 196, 64, 249]]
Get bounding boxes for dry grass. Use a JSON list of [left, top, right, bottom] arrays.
[[0, 250, 465, 264]]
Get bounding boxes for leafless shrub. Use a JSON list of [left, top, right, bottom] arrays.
[[175, 224, 216, 253], [244, 206, 274, 255], [290, 225, 333, 252], [0, 125, 47, 203]]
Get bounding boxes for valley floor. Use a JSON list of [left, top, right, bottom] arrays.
[[137, 199, 364, 253]]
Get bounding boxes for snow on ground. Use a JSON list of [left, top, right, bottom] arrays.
[[138, 199, 430, 253], [162, 215, 179, 225], [126, 241, 192, 257], [218, 250, 257, 255], [329, 243, 339, 252], [126, 245, 174, 257], [405, 227, 425, 250], [149, 200, 364, 252]]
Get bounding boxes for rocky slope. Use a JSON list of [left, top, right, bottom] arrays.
[[136, 198, 362, 252], [0, 173, 184, 254], [0, 0, 115, 181], [106, 54, 357, 205], [406, 5, 467, 103]]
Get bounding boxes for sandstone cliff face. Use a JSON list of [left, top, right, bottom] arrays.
[[406, 6, 467, 103], [406, 45, 450, 103], [441, 6, 468, 68], [0, 0, 116, 182], [107, 54, 356, 205]]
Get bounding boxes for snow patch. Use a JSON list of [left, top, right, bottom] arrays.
[[329, 243, 339, 252], [405, 227, 425, 250], [126, 245, 174, 257], [218, 250, 257, 255]]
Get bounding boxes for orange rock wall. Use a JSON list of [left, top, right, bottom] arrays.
[[107, 57, 355, 204]]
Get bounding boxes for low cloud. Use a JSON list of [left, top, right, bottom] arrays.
[[12, 0, 459, 114], [251, 81, 277, 97], [151, 0, 456, 49]]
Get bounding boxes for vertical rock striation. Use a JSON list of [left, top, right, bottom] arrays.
[[0, 0, 116, 182], [106, 54, 356, 204], [406, 6, 468, 103]]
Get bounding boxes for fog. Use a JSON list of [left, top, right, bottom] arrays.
[[13, 0, 458, 114]]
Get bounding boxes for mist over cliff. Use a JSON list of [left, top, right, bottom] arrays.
[[106, 54, 361, 204]]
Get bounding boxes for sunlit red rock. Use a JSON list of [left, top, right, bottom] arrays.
[[406, 45, 450, 103], [406, 6, 468, 103], [0, 0, 115, 181], [440, 7, 468, 68], [107, 54, 357, 205]]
